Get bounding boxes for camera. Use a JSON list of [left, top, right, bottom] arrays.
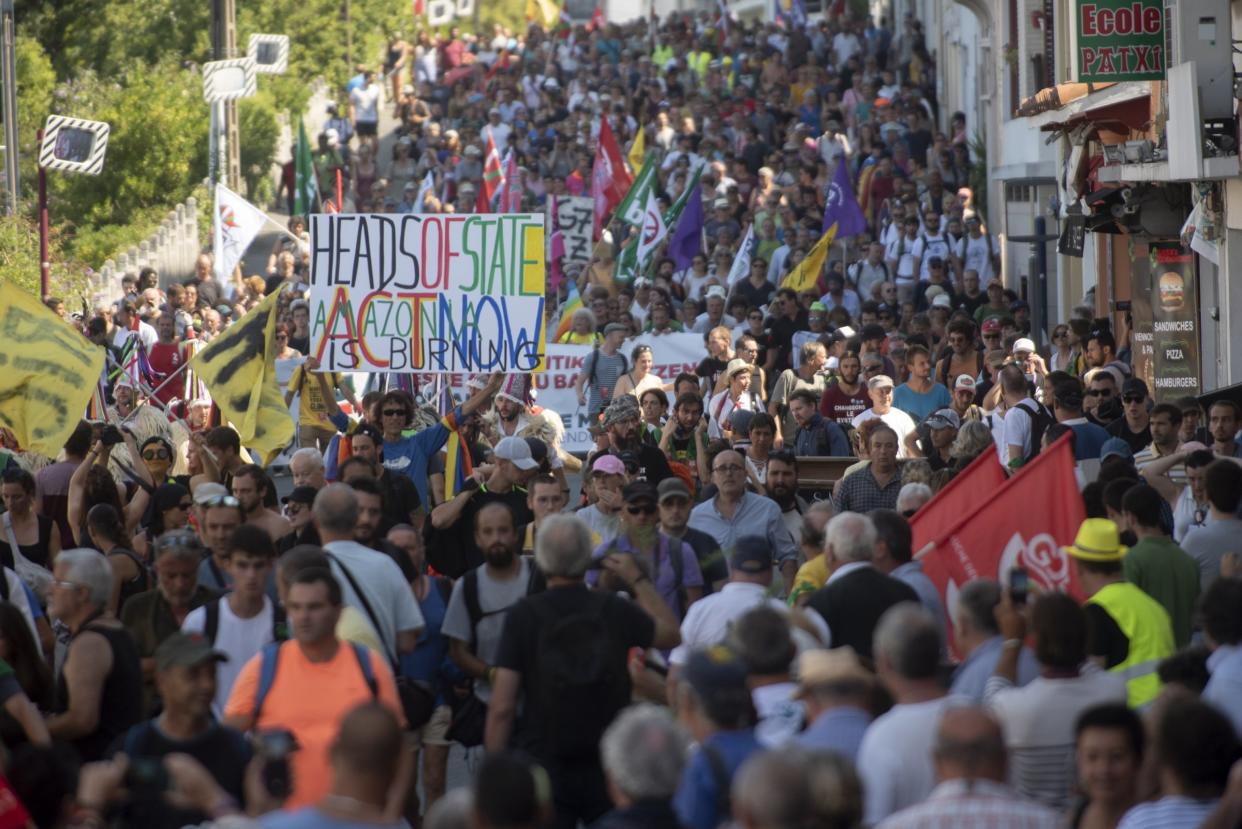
[[124, 756, 169, 798], [100, 425, 124, 447], [255, 729, 299, 801]]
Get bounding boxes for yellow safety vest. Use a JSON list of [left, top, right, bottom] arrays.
[[1087, 582, 1175, 708]]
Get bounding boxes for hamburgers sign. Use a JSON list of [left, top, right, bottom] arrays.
[[1075, 0, 1165, 81]]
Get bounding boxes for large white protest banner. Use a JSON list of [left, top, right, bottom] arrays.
[[308, 213, 548, 373], [412, 333, 705, 453], [553, 196, 594, 271]]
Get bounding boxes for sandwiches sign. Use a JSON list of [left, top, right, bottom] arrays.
[[1075, 0, 1166, 81], [1130, 244, 1201, 401]]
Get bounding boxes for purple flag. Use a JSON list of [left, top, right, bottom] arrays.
[[668, 180, 704, 271], [823, 156, 868, 236]]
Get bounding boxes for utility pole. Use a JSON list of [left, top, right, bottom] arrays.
[[211, 0, 241, 192], [1, 0, 19, 214]]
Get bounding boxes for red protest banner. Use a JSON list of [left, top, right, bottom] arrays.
[[919, 435, 1085, 653], [910, 448, 1008, 553], [0, 773, 30, 829]]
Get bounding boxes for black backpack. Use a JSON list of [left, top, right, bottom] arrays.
[[1015, 401, 1055, 464], [462, 560, 545, 649], [203, 596, 288, 646], [529, 591, 623, 758]]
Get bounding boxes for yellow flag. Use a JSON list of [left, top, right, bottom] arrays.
[[526, 0, 561, 26], [188, 288, 293, 465], [626, 127, 645, 176], [781, 223, 838, 293], [0, 283, 106, 456]]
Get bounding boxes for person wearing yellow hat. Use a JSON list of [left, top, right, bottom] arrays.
[[1067, 518, 1175, 708]]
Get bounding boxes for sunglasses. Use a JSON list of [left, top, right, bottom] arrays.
[[382, 409, 406, 417], [200, 494, 240, 509], [864, 365, 883, 373], [626, 503, 658, 515], [1123, 395, 1144, 404], [983, 333, 1000, 340], [143, 448, 171, 460]]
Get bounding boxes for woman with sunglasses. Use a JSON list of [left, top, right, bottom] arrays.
[[273, 322, 302, 360]]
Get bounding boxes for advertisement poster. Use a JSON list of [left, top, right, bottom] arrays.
[[1130, 243, 1201, 401], [308, 213, 547, 373]]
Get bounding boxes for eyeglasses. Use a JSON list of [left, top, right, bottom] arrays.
[[626, 503, 658, 515], [199, 494, 240, 509], [142, 449, 171, 461], [53, 579, 83, 591], [382, 409, 406, 418], [1123, 395, 1144, 404], [982, 333, 1000, 340], [714, 464, 746, 474]]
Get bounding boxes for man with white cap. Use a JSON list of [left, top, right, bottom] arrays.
[[1011, 336, 1048, 394], [481, 107, 511, 152], [949, 375, 983, 423], [852, 375, 917, 458], [905, 408, 959, 469], [427, 435, 540, 578]]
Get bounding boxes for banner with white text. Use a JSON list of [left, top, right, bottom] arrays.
[[309, 213, 548, 373]]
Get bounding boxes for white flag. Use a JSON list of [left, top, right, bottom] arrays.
[[416, 171, 435, 211], [635, 188, 667, 267], [726, 223, 755, 285], [213, 184, 268, 282]]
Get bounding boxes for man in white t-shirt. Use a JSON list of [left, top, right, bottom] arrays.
[[182, 524, 282, 717], [348, 70, 382, 155], [954, 213, 999, 282], [852, 375, 918, 458], [999, 364, 1044, 469], [910, 212, 952, 282], [885, 216, 922, 303]]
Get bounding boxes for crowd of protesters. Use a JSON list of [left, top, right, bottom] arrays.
[[5, 6, 1242, 829]]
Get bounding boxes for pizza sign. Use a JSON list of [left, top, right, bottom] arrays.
[[1075, 0, 1165, 81]]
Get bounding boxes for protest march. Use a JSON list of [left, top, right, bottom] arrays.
[[3, 6, 1242, 829]]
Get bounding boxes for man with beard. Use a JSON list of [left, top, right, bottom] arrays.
[[345, 475, 418, 583], [769, 342, 830, 446], [229, 464, 292, 541], [314, 484, 424, 665], [790, 390, 851, 457], [658, 478, 726, 593], [492, 380, 532, 439], [339, 425, 422, 531], [600, 398, 673, 485], [442, 502, 543, 735], [766, 451, 811, 546], [426, 436, 540, 578], [820, 352, 871, 426]]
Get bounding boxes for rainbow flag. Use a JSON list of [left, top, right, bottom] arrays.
[[444, 427, 473, 501], [182, 339, 212, 405], [85, 377, 109, 421], [554, 280, 583, 342]]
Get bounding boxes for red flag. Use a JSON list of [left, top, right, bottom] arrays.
[[481, 134, 505, 210], [919, 435, 1085, 654], [0, 773, 31, 829], [589, 6, 606, 30], [498, 150, 522, 212], [592, 115, 631, 239], [910, 448, 1008, 553]]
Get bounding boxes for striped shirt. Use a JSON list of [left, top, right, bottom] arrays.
[[877, 779, 1060, 829], [1133, 442, 1187, 486], [1116, 796, 1219, 829], [984, 668, 1128, 811]]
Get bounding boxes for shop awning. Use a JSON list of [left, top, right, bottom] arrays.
[[1018, 81, 1152, 132]]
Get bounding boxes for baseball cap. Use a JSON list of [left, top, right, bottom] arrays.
[[705, 285, 727, 300], [1010, 299, 1030, 312], [868, 374, 894, 390], [1012, 337, 1036, 355], [954, 374, 976, 392], [281, 485, 318, 506], [193, 482, 229, 506], [494, 436, 539, 470], [1121, 377, 1149, 399], [681, 645, 753, 712], [729, 536, 771, 574], [1100, 437, 1134, 462], [931, 293, 952, 309], [981, 318, 1002, 335], [622, 481, 658, 504], [523, 437, 548, 465], [154, 632, 227, 672], [925, 408, 961, 430], [657, 478, 691, 503], [713, 198, 729, 210], [591, 454, 626, 477]]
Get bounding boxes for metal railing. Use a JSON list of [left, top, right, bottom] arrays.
[[87, 195, 201, 307]]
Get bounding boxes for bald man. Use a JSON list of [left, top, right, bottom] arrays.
[[875, 707, 1059, 828]]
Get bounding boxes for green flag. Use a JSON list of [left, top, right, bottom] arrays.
[[613, 154, 659, 228], [615, 163, 704, 283], [294, 116, 319, 216]]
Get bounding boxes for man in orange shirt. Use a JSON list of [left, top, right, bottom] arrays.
[[223, 567, 405, 810]]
